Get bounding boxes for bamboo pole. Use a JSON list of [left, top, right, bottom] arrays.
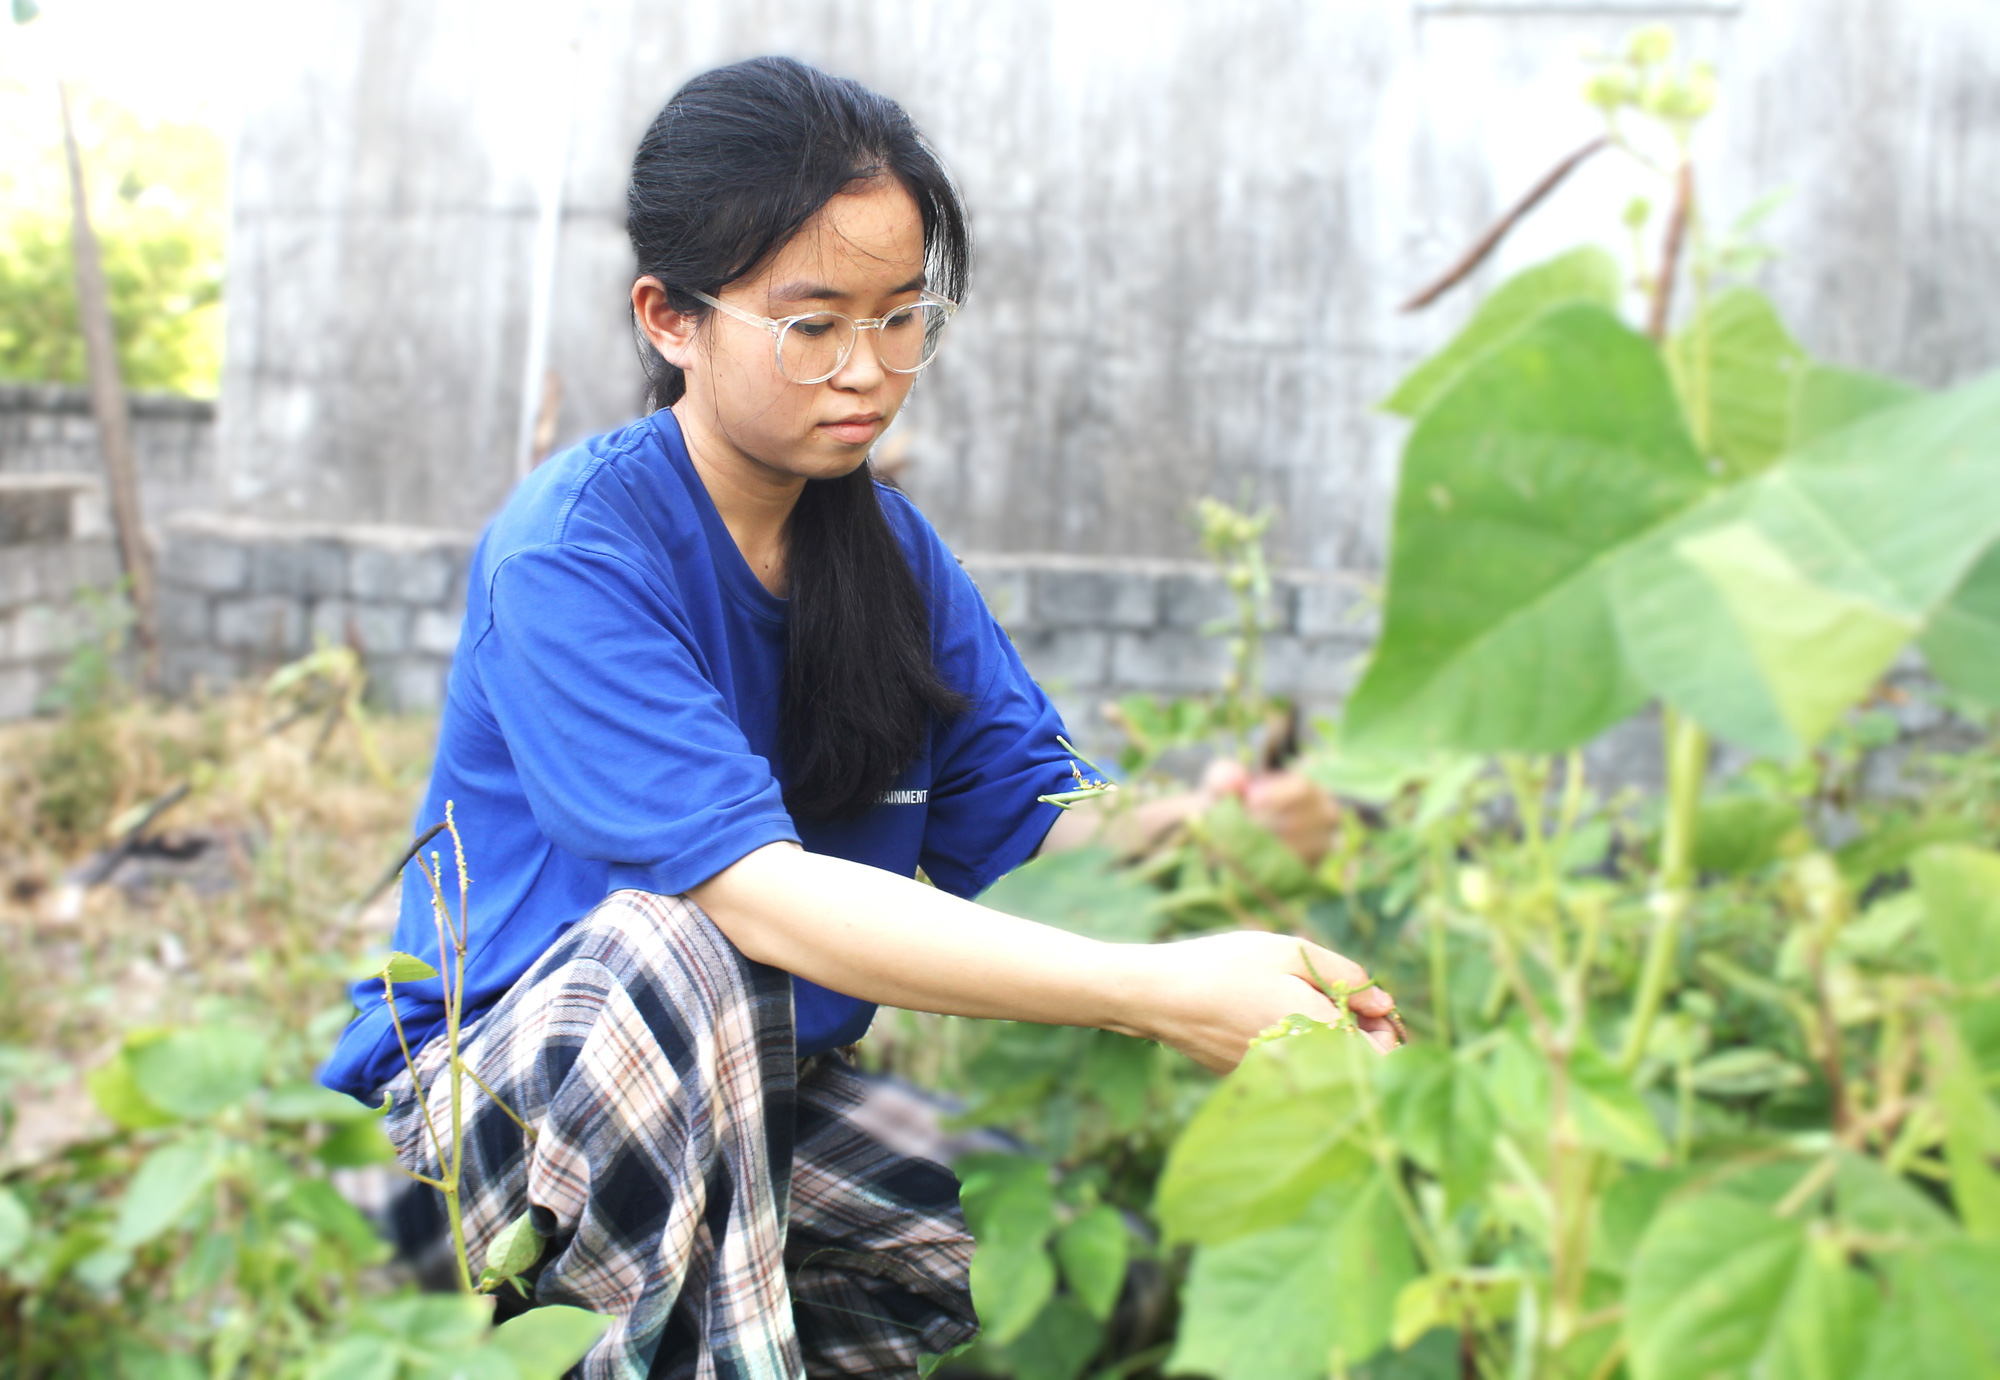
[[58, 80, 158, 686]]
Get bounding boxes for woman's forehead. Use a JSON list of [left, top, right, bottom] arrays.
[[760, 181, 925, 304]]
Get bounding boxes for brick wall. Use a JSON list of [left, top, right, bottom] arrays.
[[0, 385, 216, 529], [147, 518, 1373, 735], [0, 476, 121, 719], [158, 514, 474, 713]]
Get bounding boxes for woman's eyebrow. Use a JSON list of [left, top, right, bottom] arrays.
[[768, 274, 927, 304]]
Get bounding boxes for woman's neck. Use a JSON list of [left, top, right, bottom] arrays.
[[671, 402, 805, 597]]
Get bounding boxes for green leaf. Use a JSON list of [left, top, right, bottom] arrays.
[[1379, 1043, 1497, 1207], [1000, 1295, 1102, 1380], [1053, 1205, 1127, 1322], [1156, 1024, 1374, 1245], [1391, 1270, 1520, 1352], [1926, 1018, 2000, 1240], [960, 1154, 1059, 1346], [490, 1306, 614, 1379], [284, 1178, 390, 1260], [128, 1026, 265, 1117], [113, 1135, 217, 1249], [1858, 1239, 2000, 1379], [1913, 845, 2000, 989], [1922, 541, 2000, 708], [1348, 303, 1709, 753], [1832, 1152, 1953, 1241], [1198, 796, 1317, 898], [1790, 365, 1922, 447], [1689, 1047, 1811, 1098], [263, 1082, 381, 1123], [1569, 1043, 1667, 1163], [85, 1033, 179, 1130], [1693, 794, 1803, 876], [307, 1335, 400, 1380], [1627, 1192, 1876, 1380], [0, 1188, 28, 1264], [480, 1210, 544, 1291], [1170, 1171, 1416, 1380], [1383, 247, 1623, 418], [317, 1116, 398, 1168], [381, 951, 441, 983], [1668, 287, 1810, 477], [979, 848, 1163, 942], [1612, 371, 2000, 757]]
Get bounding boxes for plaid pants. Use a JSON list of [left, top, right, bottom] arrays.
[[379, 890, 980, 1379]]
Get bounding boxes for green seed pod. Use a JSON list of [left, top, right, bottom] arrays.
[[1622, 195, 1653, 230], [1584, 70, 1635, 110], [1628, 24, 1674, 66]]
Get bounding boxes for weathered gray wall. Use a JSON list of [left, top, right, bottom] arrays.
[[0, 385, 216, 536], [219, 0, 2000, 569]]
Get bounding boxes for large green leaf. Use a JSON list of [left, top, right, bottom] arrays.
[[1611, 371, 2000, 757], [114, 1134, 217, 1249], [1913, 846, 2000, 990], [1170, 1172, 1416, 1380], [128, 1026, 265, 1118], [490, 1306, 614, 1379], [1791, 365, 1922, 446], [979, 848, 1164, 942], [959, 1154, 1059, 1346], [1858, 1240, 2000, 1379], [1155, 1025, 1375, 1245], [1668, 287, 1809, 477], [1626, 1191, 1876, 1380], [1348, 303, 1710, 752], [1569, 1044, 1669, 1163], [1923, 542, 2000, 708], [0, 1189, 28, 1265], [1379, 1043, 1497, 1208], [1052, 1205, 1127, 1322], [1384, 247, 1623, 419]]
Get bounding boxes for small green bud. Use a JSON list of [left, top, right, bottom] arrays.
[[1622, 195, 1653, 230], [1628, 25, 1674, 66], [1583, 70, 1635, 110]]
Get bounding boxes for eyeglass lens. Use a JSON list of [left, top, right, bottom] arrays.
[[777, 303, 950, 383]]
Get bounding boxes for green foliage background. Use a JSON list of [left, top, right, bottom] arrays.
[[0, 81, 225, 396]]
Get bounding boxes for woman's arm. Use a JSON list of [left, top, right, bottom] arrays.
[[691, 841, 1396, 1072]]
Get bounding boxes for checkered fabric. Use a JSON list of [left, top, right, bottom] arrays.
[[378, 890, 979, 1379]]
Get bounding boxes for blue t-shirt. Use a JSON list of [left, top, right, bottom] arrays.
[[321, 410, 1073, 1101]]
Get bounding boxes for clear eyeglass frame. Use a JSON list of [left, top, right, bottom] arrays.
[[688, 287, 959, 385]]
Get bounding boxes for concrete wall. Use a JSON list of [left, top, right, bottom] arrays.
[[0, 475, 120, 719], [219, 0, 2000, 570], [156, 513, 474, 712], [140, 515, 1373, 737], [0, 385, 217, 537]]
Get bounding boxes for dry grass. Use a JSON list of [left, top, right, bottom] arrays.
[[0, 686, 436, 1168]]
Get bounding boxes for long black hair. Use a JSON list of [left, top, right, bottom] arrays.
[[628, 56, 970, 821]]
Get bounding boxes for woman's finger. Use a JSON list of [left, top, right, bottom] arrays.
[[1348, 984, 1395, 1018]]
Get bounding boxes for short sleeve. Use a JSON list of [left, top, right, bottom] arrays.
[[915, 551, 1076, 899], [478, 543, 800, 894]]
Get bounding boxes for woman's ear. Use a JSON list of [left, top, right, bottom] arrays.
[[632, 276, 701, 371]]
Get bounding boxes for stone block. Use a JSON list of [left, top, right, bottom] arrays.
[[0, 664, 40, 721], [348, 602, 410, 656], [374, 657, 447, 712], [159, 587, 211, 644], [962, 562, 1032, 630], [9, 604, 83, 661], [250, 538, 348, 598], [64, 540, 123, 593], [213, 595, 305, 654], [0, 546, 38, 606], [1160, 572, 1234, 630], [1032, 567, 1158, 629], [350, 545, 457, 604], [161, 645, 242, 698], [162, 537, 249, 594], [1294, 578, 1378, 640], [1110, 629, 1231, 694], [1009, 628, 1111, 690], [411, 606, 466, 657], [1263, 635, 1365, 702], [0, 486, 71, 545]]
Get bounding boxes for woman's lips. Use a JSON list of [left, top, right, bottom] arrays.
[[819, 416, 881, 444]]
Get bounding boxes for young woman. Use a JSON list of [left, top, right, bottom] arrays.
[[324, 56, 1396, 1379]]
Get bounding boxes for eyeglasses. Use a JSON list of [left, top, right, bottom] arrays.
[[689, 288, 958, 385]]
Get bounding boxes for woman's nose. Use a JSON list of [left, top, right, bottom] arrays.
[[830, 325, 888, 390]]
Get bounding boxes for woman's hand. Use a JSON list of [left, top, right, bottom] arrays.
[[1124, 930, 1399, 1072]]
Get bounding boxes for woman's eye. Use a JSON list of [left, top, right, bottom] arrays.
[[881, 309, 918, 332], [791, 320, 837, 339]]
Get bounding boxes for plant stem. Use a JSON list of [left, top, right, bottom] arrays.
[[1621, 708, 1709, 1075], [1427, 828, 1454, 1048]]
